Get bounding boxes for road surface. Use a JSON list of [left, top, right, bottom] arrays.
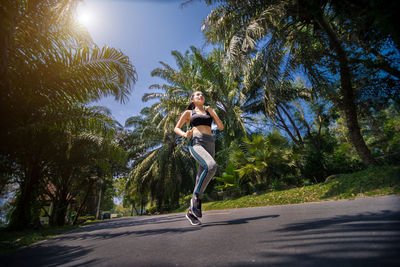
[[3, 195, 400, 266]]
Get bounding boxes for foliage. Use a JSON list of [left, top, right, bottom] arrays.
[[123, 46, 253, 212], [124, 105, 196, 212], [200, 0, 400, 166], [100, 179, 117, 212], [2, 0, 399, 226], [145, 206, 159, 215], [229, 131, 297, 189], [123, 36, 400, 209], [214, 162, 244, 198], [173, 165, 400, 212], [360, 102, 400, 164], [0, 0, 136, 229]]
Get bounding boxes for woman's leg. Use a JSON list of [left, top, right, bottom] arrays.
[[189, 144, 216, 199]]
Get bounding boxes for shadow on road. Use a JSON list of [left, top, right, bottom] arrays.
[[234, 210, 400, 266], [50, 214, 280, 242], [1, 244, 97, 267], [1, 213, 282, 266], [46, 213, 194, 241], [65, 213, 185, 233], [276, 209, 400, 234], [202, 214, 280, 227], [58, 225, 201, 241]]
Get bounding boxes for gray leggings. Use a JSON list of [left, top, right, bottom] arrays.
[[189, 133, 216, 199]]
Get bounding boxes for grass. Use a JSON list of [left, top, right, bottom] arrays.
[[0, 225, 79, 255], [0, 219, 100, 255], [174, 165, 400, 212]]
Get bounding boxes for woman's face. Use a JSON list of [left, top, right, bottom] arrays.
[[191, 91, 205, 105]]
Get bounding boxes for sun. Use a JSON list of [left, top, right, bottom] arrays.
[[76, 6, 94, 27]]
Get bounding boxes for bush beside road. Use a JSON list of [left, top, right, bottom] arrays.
[[174, 165, 400, 212]]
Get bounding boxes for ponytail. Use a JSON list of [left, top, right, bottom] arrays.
[[186, 102, 195, 110], [185, 92, 196, 110]]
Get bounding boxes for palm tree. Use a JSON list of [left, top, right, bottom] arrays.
[[124, 46, 255, 210], [241, 37, 309, 147], [41, 106, 126, 226], [125, 103, 196, 211], [198, 0, 380, 166], [1, 0, 136, 229], [1, 0, 137, 139], [149, 47, 257, 168], [7, 104, 126, 227], [230, 131, 296, 189]]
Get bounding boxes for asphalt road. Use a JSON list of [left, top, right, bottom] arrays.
[[3, 195, 400, 266]]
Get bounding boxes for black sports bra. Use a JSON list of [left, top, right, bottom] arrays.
[[190, 109, 213, 127]]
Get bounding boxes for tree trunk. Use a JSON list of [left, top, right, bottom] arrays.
[[315, 12, 377, 166], [140, 198, 145, 215], [293, 102, 321, 153], [275, 106, 302, 146], [54, 202, 69, 226], [51, 170, 75, 225], [96, 180, 103, 220], [278, 103, 303, 144], [51, 180, 70, 226], [8, 162, 41, 230], [73, 179, 95, 225], [132, 205, 139, 216], [49, 200, 56, 226]]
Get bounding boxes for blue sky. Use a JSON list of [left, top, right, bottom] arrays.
[[77, 0, 215, 125]]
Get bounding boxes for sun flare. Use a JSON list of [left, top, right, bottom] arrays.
[[76, 6, 94, 27]]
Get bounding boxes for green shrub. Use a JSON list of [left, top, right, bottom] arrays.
[[146, 206, 158, 215]]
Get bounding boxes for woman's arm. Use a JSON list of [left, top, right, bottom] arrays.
[[206, 107, 224, 130], [174, 110, 194, 138]]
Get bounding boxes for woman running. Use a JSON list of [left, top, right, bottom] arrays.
[[174, 91, 224, 225]]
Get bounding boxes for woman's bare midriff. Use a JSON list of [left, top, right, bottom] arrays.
[[192, 125, 212, 136]]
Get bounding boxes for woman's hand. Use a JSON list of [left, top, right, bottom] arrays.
[[205, 106, 224, 130], [183, 128, 194, 138]]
